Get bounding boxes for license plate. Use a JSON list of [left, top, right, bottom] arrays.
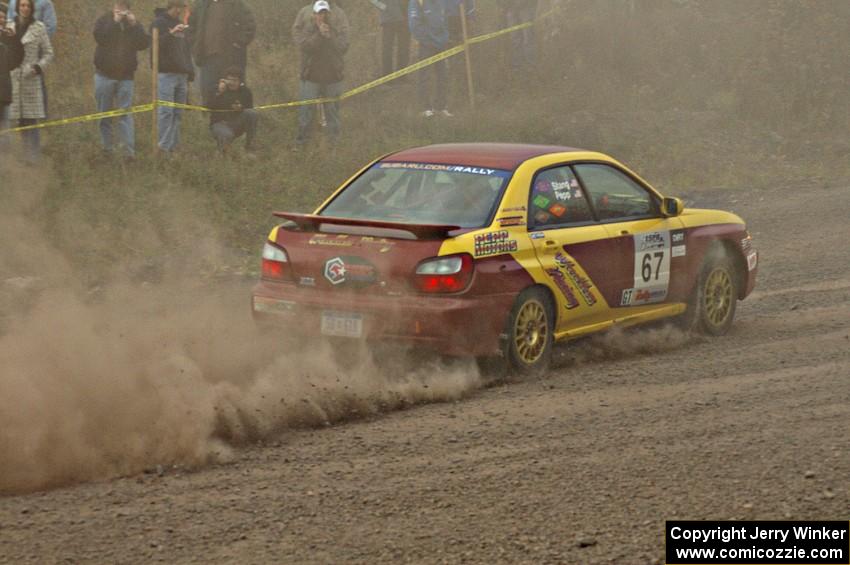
[[320, 311, 363, 338]]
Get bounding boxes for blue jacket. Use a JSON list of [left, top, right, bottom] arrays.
[[6, 0, 56, 37], [408, 0, 449, 49]]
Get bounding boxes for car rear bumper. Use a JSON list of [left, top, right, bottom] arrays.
[[251, 281, 513, 357]]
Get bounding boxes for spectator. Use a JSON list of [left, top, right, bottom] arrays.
[[208, 66, 256, 155], [500, 0, 537, 71], [188, 0, 255, 105], [5, 0, 55, 37], [292, 0, 350, 149], [408, 0, 451, 117], [9, 0, 52, 162], [93, 1, 149, 159], [369, 0, 409, 79], [445, 0, 474, 45], [152, 0, 193, 155], [0, 3, 24, 146], [7, 0, 51, 117]]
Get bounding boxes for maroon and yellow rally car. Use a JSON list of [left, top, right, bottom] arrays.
[[252, 144, 758, 374]]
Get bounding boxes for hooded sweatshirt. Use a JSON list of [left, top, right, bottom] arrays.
[[151, 8, 194, 78]]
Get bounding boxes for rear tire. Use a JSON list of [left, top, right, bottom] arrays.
[[503, 287, 554, 376], [681, 252, 739, 336]]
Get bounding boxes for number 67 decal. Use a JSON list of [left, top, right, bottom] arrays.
[[621, 231, 671, 306]]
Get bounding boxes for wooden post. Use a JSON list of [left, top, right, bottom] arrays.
[[151, 27, 160, 156], [459, 3, 475, 111]]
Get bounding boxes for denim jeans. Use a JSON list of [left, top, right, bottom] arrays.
[[210, 109, 258, 150], [417, 42, 448, 112], [95, 74, 136, 156], [157, 73, 188, 153], [381, 21, 410, 76], [296, 81, 343, 145]]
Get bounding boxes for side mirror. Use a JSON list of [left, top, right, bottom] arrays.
[[662, 197, 684, 217]]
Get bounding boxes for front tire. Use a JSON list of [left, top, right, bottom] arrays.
[[683, 253, 739, 336]]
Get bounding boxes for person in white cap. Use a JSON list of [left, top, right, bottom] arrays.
[[292, 0, 350, 149]]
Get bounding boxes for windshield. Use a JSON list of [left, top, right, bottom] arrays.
[[320, 162, 512, 228]]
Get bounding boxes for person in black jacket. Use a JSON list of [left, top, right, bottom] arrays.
[[93, 1, 150, 158], [208, 66, 256, 155], [0, 3, 24, 145], [151, 0, 193, 155]]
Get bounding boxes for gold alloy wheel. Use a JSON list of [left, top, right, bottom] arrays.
[[703, 267, 734, 327], [514, 300, 549, 364]]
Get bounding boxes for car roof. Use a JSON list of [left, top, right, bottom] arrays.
[[382, 143, 585, 171]]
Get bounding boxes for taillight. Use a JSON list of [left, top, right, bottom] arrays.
[[414, 254, 474, 294], [261, 242, 292, 281]]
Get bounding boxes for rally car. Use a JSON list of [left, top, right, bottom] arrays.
[[252, 143, 758, 374]]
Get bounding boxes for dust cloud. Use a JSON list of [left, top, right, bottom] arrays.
[[0, 166, 481, 494]]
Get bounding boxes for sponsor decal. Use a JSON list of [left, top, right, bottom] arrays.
[[324, 257, 376, 285], [672, 231, 685, 244], [474, 230, 518, 257], [535, 211, 551, 224], [498, 215, 526, 227], [621, 287, 668, 306], [672, 244, 687, 258], [310, 234, 354, 247], [360, 236, 395, 253], [549, 203, 567, 217], [534, 180, 552, 193], [378, 162, 509, 177], [553, 252, 597, 306], [638, 231, 667, 252], [533, 195, 551, 209], [741, 236, 753, 253], [550, 180, 576, 202], [299, 276, 316, 287], [747, 251, 758, 271], [546, 267, 580, 310], [530, 232, 546, 240], [571, 178, 580, 188], [324, 257, 347, 285], [502, 205, 527, 213]]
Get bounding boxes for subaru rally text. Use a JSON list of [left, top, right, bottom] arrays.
[[252, 144, 758, 374]]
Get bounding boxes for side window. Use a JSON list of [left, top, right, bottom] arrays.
[[574, 164, 658, 221], [529, 166, 594, 229]]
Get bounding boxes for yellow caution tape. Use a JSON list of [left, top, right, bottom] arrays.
[[0, 104, 154, 135], [0, 12, 554, 133]]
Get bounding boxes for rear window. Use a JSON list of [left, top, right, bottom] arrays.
[[320, 162, 512, 228]]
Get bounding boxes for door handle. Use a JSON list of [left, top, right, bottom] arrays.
[[544, 240, 559, 253]]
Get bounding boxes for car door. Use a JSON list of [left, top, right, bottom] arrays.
[[527, 164, 618, 333], [573, 163, 686, 309]]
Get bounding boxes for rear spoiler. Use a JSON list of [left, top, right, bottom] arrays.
[[273, 212, 463, 240]]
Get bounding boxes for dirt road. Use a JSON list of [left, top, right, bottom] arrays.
[[1, 181, 848, 564]]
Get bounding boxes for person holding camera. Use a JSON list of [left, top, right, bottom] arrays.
[[292, 0, 350, 149], [93, 1, 150, 159], [151, 0, 193, 155], [208, 66, 256, 155], [187, 0, 255, 106], [8, 0, 52, 162], [0, 3, 24, 147]]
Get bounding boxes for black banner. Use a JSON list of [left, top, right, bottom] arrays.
[[666, 521, 849, 564]]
